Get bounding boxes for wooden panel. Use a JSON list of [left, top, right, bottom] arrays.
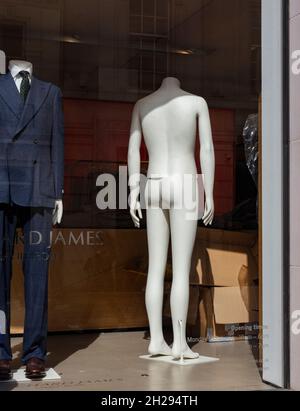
[[11, 228, 255, 334], [11, 229, 149, 333]]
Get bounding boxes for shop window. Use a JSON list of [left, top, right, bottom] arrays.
[[129, 0, 170, 91], [0, 21, 24, 60], [250, 0, 261, 95], [0, 2, 262, 358]]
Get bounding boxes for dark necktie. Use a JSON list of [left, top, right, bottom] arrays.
[[19, 71, 31, 102]]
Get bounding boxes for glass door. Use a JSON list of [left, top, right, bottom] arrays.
[[261, 0, 289, 388]]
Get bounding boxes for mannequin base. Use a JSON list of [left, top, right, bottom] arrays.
[[1, 368, 61, 383], [139, 354, 219, 366]]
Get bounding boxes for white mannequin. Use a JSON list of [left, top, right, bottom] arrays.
[[128, 77, 215, 359], [8, 60, 63, 225]]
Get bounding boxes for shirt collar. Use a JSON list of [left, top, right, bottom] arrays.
[[9, 64, 33, 80]]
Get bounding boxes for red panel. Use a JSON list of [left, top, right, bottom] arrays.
[[63, 99, 235, 217]]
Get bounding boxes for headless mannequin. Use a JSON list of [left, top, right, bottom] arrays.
[[8, 60, 63, 225], [128, 77, 215, 359]]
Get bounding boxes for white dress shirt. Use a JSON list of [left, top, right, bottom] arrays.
[[9, 62, 33, 92]]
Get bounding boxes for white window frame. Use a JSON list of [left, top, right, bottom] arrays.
[[262, 0, 289, 388]]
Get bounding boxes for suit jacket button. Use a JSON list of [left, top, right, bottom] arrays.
[[33, 160, 37, 165], [33, 139, 39, 144]]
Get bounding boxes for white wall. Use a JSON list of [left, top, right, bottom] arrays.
[[289, 0, 300, 392], [0, 49, 5, 73], [262, 0, 285, 388]]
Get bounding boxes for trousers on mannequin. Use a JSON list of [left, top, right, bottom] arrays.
[[128, 77, 215, 360]]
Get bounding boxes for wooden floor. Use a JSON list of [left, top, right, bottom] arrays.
[[0, 332, 273, 391]]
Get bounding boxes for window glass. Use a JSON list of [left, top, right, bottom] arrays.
[[0, 0, 261, 359]]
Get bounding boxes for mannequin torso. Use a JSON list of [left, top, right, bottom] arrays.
[[138, 78, 202, 177]]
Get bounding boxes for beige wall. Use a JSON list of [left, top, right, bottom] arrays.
[[290, 0, 300, 391]]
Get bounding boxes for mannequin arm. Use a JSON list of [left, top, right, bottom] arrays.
[[53, 200, 63, 225], [198, 98, 215, 226], [128, 102, 143, 228]]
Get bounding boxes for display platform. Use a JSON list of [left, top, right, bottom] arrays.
[[140, 355, 219, 367]]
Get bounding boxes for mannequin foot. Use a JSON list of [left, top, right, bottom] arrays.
[[148, 340, 172, 357], [172, 344, 200, 360]]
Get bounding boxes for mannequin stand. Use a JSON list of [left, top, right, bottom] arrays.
[[139, 355, 219, 367], [1, 368, 61, 383], [142, 319, 219, 366]]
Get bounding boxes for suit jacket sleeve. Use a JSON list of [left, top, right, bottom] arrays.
[[52, 87, 64, 200]]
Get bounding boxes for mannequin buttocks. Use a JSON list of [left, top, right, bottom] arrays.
[[128, 77, 215, 360]]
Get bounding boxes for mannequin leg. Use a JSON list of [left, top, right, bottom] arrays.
[[169, 208, 198, 359], [21, 206, 53, 364], [146, 207, 171, 356]]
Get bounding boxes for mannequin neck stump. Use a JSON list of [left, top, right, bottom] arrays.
[[160, 77, 181, 90]]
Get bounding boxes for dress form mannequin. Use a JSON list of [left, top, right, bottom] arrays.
[[0, 59, 64, 377], [128, 77, 215, 359], [8, 60, 63, 225]]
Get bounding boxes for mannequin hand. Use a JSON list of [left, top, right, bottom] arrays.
[[53, 200, 63, 225], [202, 198, 214, 226], [130, 199, 143, 228]]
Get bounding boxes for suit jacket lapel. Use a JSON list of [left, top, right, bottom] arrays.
[[0, 73, 23, 118], [14, 77, 51, 137]]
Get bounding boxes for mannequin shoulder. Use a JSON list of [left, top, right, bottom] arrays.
[[0, 73, 11, 83], [134, 94, 152, 108], [36, 78, 62, 96], [49, 83, 63, 96], [131, 99, 142, 115], [195, 96, 209, 113], [180, 92, 208, 109]]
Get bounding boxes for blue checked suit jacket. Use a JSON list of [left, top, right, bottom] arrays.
[[0, 73, 64, 208]]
